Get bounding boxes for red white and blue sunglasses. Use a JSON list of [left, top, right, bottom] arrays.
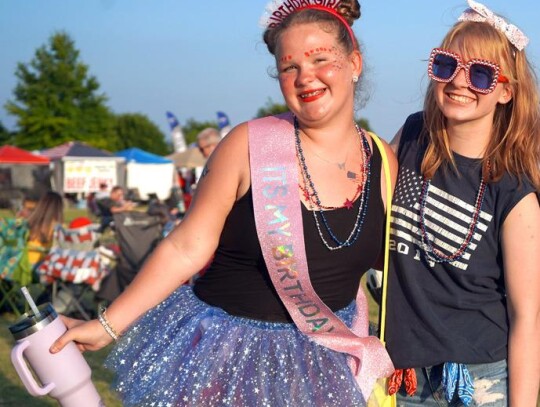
[[428, 48, 509, 94]]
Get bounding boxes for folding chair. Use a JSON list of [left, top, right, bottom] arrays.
[[97, 211, 162, 302], [37, 224, 111, 320], [0, 218, 34, 316]]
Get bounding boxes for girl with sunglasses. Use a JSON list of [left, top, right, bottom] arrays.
[[386, 1, 539, 405]]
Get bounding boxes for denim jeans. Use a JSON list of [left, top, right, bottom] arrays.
[[396, 360, 508, 406]]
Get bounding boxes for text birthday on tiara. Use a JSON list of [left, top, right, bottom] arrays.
[[261, 0, 341, 29]]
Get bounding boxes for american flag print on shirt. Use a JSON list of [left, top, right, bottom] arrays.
[[390, 167, 493, 271]]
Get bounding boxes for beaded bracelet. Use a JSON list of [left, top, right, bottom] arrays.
[[97, 305, 120, 341]]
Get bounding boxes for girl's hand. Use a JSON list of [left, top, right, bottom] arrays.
[[49, 315, 114, 353]]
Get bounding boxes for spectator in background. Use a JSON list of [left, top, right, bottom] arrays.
[[95, 183, 110, 200], [15, 196, 38, 219], [86, 192, 100, 219], [196, 127, 221, 159], [27, 191, 64, 268], [97, 186, 135, 232], [147, 193, 180, 237]]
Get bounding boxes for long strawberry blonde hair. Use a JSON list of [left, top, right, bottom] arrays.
[[422, 21, 540, 190]]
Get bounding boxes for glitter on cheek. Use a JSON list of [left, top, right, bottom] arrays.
[[330, 51, 347, 72]]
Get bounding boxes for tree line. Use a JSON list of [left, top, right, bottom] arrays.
[[1, 32, 372, 155]]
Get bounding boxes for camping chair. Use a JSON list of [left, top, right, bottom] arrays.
[[97, 211, 162, 302], [0, 218, 34, 316], [37, 223, 111, 320]]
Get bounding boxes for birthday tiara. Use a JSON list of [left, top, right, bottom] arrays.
[[458, 0, 529, 51], [260, 0, 343, 29], [259, 0, 358, 49]]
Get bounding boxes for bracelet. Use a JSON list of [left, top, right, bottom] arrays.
[[97, 305, 121, 341]]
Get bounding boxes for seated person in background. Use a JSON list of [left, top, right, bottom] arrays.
[[147, 194, 180, 237], [196, 127, 221, 159], [27, 191, 64, 269], [86, 192, 101, 219], [97, 186, 135, 232], [165, 187, 185, 218], [16, 196, 38, 219], [95, 182, 110, 200]]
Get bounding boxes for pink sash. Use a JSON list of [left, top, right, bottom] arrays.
[[248, 113, 394, 400]]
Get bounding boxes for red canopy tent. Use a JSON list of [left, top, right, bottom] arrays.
[[0, 145, 50, 164], [0, 145, 51, 208]]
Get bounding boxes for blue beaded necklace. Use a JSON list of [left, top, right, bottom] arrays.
[[294, 117, 372, 251]]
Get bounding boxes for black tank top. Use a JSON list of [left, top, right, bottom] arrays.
[[194, 143, 384, 322]]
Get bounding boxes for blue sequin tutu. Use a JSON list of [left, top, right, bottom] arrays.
[[105, 286, 366, 406]]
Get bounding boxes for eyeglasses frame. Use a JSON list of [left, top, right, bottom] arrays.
[[428, 48, 509, 95]]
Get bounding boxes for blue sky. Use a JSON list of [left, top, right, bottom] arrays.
[[1, 1, 538, 143]]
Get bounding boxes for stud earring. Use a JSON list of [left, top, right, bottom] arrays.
[[352, 75, 358, 83]]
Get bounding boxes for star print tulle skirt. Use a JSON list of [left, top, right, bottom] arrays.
[[105, 285, 366, 407]]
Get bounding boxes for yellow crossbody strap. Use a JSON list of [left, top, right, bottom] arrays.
[[368, 132, 392, 344]]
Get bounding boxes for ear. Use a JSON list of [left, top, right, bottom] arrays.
[[497, 84, 513, 105], [350, 49, 363, 78]]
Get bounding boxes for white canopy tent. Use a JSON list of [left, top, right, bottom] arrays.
[[115, 148, 177, 201]]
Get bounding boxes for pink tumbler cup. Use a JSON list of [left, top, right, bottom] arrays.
[[9, 303, 104, 407]]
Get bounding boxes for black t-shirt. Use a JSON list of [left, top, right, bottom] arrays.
[[194, 143, 385, 322], [386, 112, 536, 368]]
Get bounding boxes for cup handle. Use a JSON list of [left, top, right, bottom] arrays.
[[11, 340, 56, 396]]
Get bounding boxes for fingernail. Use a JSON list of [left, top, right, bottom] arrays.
[[50, 345, 58, 354]]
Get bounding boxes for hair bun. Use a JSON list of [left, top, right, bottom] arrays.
[[337, 0, 361, 25]]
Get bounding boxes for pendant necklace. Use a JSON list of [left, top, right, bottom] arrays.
[[309, 145, 347, 170], [303, 138, 362, 182], [294, 116, 372, 251]]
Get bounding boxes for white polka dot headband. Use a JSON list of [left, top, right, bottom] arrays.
[[458, 0, 529, 51]]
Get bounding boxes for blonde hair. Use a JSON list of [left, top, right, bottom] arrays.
[[422, 21, 540, 190]]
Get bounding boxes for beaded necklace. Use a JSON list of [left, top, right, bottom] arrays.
[[418, 162, 490, 263], [298, 182, 363, 210], [294, 117, 372, 251], [298, 143, 367, 210]]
